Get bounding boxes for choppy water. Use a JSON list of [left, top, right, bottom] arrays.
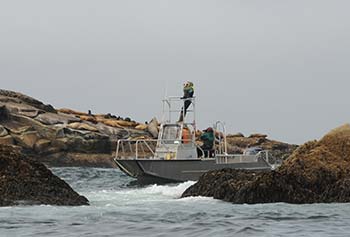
[[1, 168, 350, 236]]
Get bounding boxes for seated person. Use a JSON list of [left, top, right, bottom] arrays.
[[197, 127, 215, 158], [182, 127, 191, 144]]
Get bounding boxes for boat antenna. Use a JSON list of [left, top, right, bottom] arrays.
[[161, 80, 169, 123]]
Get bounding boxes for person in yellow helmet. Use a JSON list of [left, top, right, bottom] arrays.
[[179, 82, 194, 122]]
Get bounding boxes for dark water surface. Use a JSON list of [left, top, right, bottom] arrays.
[[1, 167, 350, 236]]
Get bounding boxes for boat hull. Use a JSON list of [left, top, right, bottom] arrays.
[[115, 158, 271, 184]]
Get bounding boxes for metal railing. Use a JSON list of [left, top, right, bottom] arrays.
[[116, 139, 157, 159], [115, 139, 204, 160], [214, 121, 227, 155], [215, 150, 275, 165], [162, 96, 196, 127]]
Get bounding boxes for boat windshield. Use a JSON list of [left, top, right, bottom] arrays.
[[161, 125, 181, 144]]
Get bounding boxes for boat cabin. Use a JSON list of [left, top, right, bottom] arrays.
[[154, 96, 198, 160]]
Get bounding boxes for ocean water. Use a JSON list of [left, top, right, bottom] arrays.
[[1, 168, 350, 237]]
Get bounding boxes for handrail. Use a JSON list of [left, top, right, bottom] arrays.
[[214, 121, 227, 155], [115, 139, 280, 168], [161, 96, 196, 125], [215, 150, 281, 168], [116, 139, 199, 159]]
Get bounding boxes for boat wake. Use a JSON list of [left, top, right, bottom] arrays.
[[84, 181, 198, 206]]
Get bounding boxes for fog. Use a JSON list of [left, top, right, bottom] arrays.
[[1, 0, 350, 144]]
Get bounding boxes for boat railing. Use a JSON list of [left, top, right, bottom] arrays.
[[115, 139, 200, 160], [214, 121, 227, 155], [116, 139, 157, 159], [215, 150, 280, 167], [162, 96, 196, 127]]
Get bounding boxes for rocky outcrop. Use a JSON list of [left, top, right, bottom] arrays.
[[0, 89, 295, 167], [0, 105, 10, 121], [35, 112, 80, 125], [0, 144, 89, 206], [225, 133, 297, 161], [147, 118, 159, 138], [0, 89, 56, 113], [182, 124, 350, 204], [0, 89, 152, 167]]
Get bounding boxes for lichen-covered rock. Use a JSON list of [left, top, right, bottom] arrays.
[[0, 144, 89, 206], [182, 124, 350, 204]]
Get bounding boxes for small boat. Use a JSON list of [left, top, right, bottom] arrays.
[[114, 96, 276, 184]]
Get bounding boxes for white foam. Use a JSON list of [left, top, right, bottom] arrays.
[[85, 181, 196, 205], [139, 181, 196, 198]]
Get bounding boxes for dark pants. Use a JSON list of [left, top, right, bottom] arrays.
[[197, 146, 214, 158], [179, 99, 192, 122]]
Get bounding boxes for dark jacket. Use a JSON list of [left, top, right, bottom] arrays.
[[200, 132, 214, 150], [183, 87, 194, 99]]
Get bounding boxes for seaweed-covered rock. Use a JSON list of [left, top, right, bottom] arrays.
[[0, 144, 89, 206], [182, 124, 350, 204]]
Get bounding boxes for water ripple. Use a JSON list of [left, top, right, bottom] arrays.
[[1, 167, 350, 237]]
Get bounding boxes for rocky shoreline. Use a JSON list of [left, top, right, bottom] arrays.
[[1, 89, 348, 205], [182, 124, 350, 204], [0, 89, 153, 167]]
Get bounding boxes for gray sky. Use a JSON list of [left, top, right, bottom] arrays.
[[1, 0, 350, 144]]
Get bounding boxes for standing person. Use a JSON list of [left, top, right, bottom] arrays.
[[179, 81, 194, 122], [197, 127, 215, 157]]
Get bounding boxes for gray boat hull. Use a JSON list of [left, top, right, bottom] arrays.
[[115, 158, 271, 184]]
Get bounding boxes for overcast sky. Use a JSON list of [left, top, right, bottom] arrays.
[[1, 1, 350, 144]]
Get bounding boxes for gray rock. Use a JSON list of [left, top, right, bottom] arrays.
[[0, 101, 43, 118], [9, 114, 57, 139], [14, 131, 41, 149], [147, 118, 159, 138], [0, 135, 14, 145], [0, 125, 8, 137], [34, 139, 52, 154], [0, 89, 56, 113], [0, 105, 10, 121], [35, 112, 80, 125]]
